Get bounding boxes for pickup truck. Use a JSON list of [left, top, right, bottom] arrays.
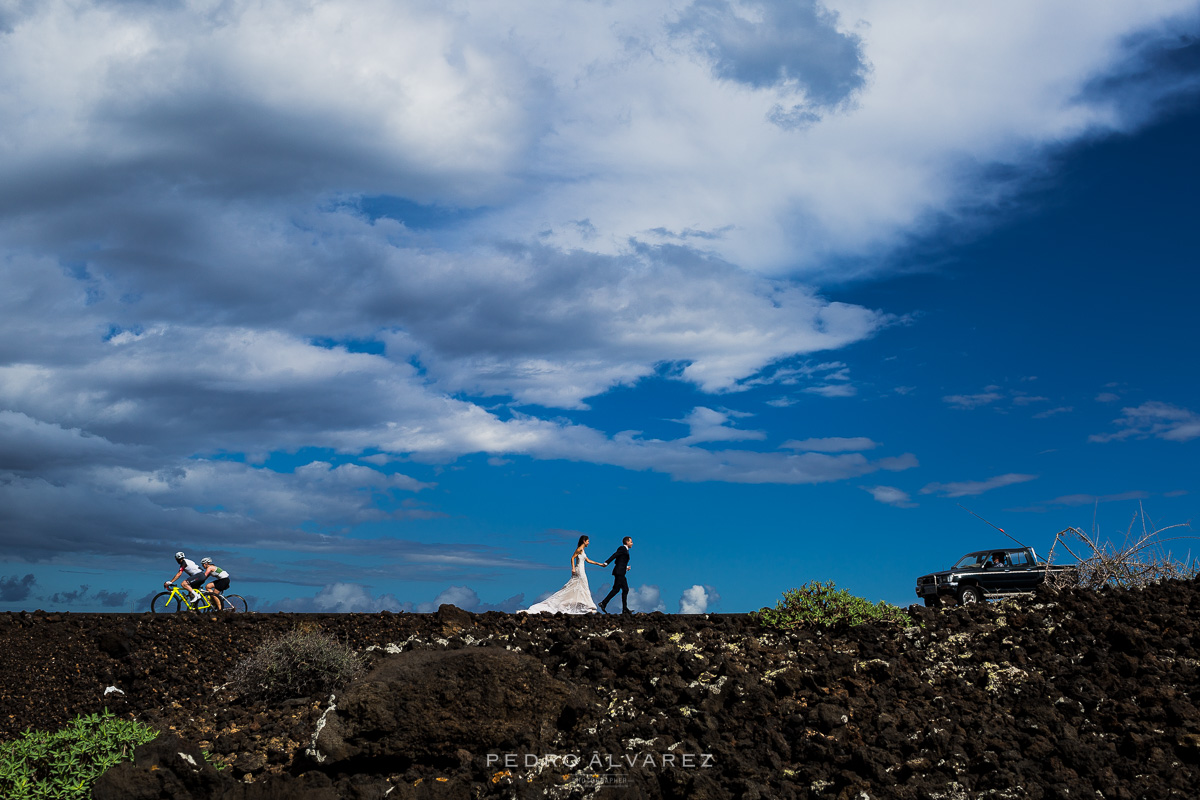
[[914, 546, 1073, 606]]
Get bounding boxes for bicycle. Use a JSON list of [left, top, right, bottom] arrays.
[[150, 584, 249, 613]]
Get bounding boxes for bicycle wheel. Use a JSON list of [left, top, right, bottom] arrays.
[[150, 591, 184, 613], [222, 594, 249, 613], [192, 590, 220, 613]]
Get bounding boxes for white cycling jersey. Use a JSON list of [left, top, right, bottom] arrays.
[[178, 558, 203, 578]]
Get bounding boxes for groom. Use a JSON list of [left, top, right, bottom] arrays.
[[599, 536, 633, 615]]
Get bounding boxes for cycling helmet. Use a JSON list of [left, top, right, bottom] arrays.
[[175, 551, 186, 560], [201, 557, 212, 565]]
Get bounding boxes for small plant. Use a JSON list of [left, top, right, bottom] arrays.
[[228, 628, 366, 702], [758, 581, 913, 631], [0, 709, 158, 800]]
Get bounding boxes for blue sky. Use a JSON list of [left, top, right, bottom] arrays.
[[1, 1, 1198, 614]]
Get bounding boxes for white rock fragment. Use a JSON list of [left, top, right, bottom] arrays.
[[305, 694, 338, 764]]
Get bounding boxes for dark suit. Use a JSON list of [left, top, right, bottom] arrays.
[[600, 544, 631, 612]]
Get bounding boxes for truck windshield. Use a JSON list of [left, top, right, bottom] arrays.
[[953, 553, 990, 569]]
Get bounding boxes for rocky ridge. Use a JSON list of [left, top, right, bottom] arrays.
[[2, 579, 1199, 798]]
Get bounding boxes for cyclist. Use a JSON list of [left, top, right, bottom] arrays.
[[200, 557, 232, 610], [164, 551, 207, 604]]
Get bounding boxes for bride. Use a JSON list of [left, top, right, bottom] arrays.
[[522, 535, 605, 614]]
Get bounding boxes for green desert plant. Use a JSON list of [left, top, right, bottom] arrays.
[[228, 628, 366, 702], [757, 580, 913, 631], [0, 709, 158, 800]]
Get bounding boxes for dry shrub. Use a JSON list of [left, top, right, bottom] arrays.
[[1046, 505, 1198, 591], [228, 628, 365, 702]]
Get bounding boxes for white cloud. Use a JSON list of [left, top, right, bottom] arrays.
[[943, 390, 1004, 410], [920, 473, 1038, 498], [861, 485, 916, 508], [1090, 401, 1200, 443], [2, 2, 1189, 409], [804, 383, 857, 398], [628, 584, 667, 613], [1005, 489, 1166, 513], [312, 583, 405, 613], [2, 0, 1197, 571], [675, 407, 765, 444], [267, 582, 526, 613], [1033, 406, 1073, 419], [272, 582, 405, 613], [417, 585, 482, 613], [783, 436, 877, 452], [944, 385, 1062, 413], [679, 584, 721, 614]]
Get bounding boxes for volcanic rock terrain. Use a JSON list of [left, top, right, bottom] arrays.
[[3, 579, 1200, 799]]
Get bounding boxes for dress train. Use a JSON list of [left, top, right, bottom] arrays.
[[522, 553, 597, 614]]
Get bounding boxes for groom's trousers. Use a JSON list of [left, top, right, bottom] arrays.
[[601, 574, 629, 612]]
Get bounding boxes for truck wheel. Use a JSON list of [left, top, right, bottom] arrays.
[[957, 586, 983, 605]]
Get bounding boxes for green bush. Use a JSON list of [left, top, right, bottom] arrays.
[[228, 628, 365, 702], [0, 709, 158, 800], [757, 581, 913, 631]]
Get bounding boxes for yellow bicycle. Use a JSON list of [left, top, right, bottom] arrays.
[[150, 584, 248, 613]]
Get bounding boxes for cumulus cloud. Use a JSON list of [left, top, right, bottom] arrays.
[[675, 407, 765, 444], [0, 573, 36, 602], [673, 0, 866, 108], [1, 356, 920, 560], [44, 585, 130, 608], [628, 584, 667, 613], [267, 582, 523, 613], [418, 585, 481, 613], [920, 473, 1037, 498], [862, 485, 916, 508], [95, 590, 129, 608], [477, 593, 528, 613], [271, 582, 405, 613], [1089, 401, 1200, 443], [679, 584, 721, 614]]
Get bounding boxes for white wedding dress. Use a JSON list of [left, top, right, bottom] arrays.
[[522, 552, 598, 614]]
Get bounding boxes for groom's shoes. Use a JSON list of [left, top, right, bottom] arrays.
[[598, 602, 608, 614], [621, 608, 632, 615]]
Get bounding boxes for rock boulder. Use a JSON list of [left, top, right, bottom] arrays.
[[313, 647, 589, 768]]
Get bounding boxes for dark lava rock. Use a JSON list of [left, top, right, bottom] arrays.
[[313, 648, 588, 768], [435, 603, 473, 637], [94, 629, 132, 659], [94, 733, 351, 799], [93, 733, 228, 800], [8, 579, 1200, 799]]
